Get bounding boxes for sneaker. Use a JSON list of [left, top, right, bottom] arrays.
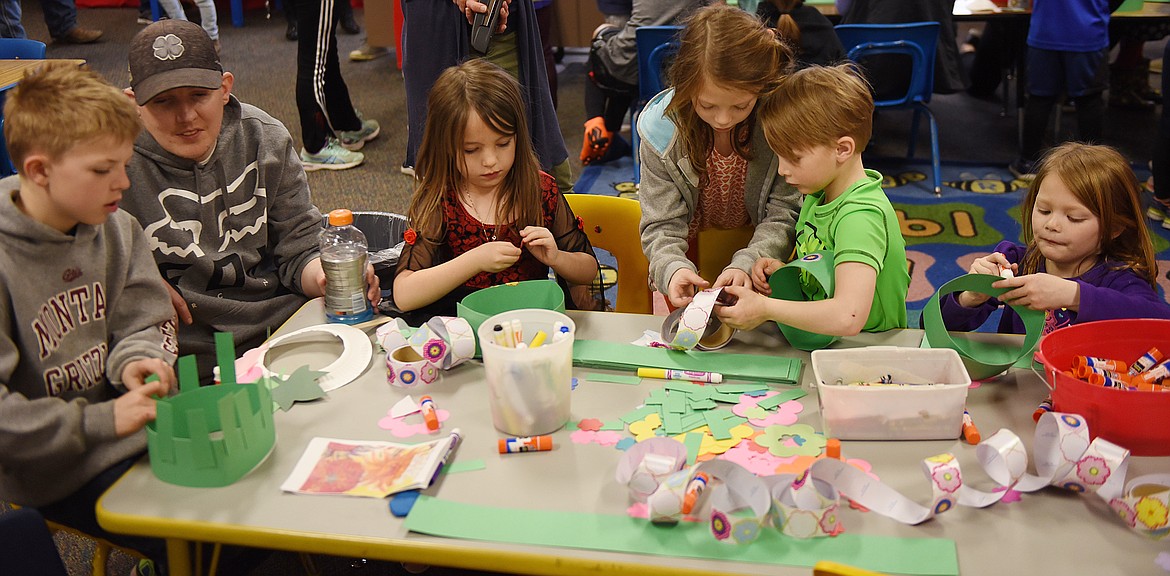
[[400, 164, 416, 177], [1008, 158, 1036, 182], [337, 118, 381, 151], [133, 559, 157, 576], [1147, 195, 1170, 223], [340, 16, 361, 35], [301, 140, 364, 171], [349, 44, 391, 62], [55, 26, 102, 44], [580, 116, 612, 165]]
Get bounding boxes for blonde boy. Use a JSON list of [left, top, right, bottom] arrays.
[[715, 64, 909, 335], [0, 63, 175, 565]]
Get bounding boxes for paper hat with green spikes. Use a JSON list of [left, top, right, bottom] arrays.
[[146, 333, 276, 487]]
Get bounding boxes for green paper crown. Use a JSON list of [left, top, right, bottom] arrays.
[[768, 251, 840, 351], [146, 333, 276, 487]]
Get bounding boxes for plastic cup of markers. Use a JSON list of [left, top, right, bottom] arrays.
[[477, 309, 575, 437]]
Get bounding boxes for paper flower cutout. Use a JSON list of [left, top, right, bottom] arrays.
[[627, 502, 649, 519], [1155, 551, 1170, 572], [571, 430, 597, 445], [577, 418, 603, 432], [377, 409, 450, 438], [616, 437, 637, 451], [571, 429, 625, 447], [718, 442, 797, 476], [630, 414, 663, 441], [710, 510, 731, 540], [731, 391, 803, 427], [268, 365, 327, 411], [755, 424, 826, 457], [993, 486, 1023, 503], [1076, 455, 1111, 486]]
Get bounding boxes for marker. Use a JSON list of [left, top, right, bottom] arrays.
[[1129, 347, 1164, 375], [681, 472, 710, 515], [529, 330, 548, 348], [492, 324, 509, 347], [498, 435, 553, 453], [511, 319, 523, 347], [825, 438, 841, 460], [636, 368, 723, 384], [1032, 398, 1053, 423], [426, 428, 462, 487], [552, 325, 572, 343], [420, 395, 439, 431], [961, 410, 981, 445], [501, 321, 516, 348]]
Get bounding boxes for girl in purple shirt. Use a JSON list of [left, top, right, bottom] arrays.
[[942, 143, 1170, 334]]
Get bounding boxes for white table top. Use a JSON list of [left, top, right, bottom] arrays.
[[97, 299, 1170, 576]]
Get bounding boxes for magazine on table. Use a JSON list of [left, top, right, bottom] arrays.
[[281, 434, 456, 498]]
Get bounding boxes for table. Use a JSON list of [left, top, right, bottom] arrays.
[[97, 300, 1169, 576]]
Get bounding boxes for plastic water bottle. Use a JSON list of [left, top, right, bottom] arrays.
[[320, 209, 374, 324]]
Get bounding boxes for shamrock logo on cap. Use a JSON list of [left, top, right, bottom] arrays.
[[152, 33, 184, 61]]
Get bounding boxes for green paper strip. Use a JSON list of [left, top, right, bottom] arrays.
[[689, 399, 717, 411], [714, 383, 771, 394], [621, 406, 659, 424], [215, 332, 236, 385], [574, 340, 802, 384], [442, 460, 486, 475], [756, 389, 808, 410], [665, 392, 687, 414], [922, 274, 1044, 380], [683, 432, 703, 465], [664, 412, 683, 435], [644, 389, 667, 405], [586, 373, 642, 385], [680, 413, 706, 432], [703, 410, 737, 440], [178, 355, 199, 393], [711, 391, 744, 403], [664, 381, 703, 394], [404, 496, 959, 576], [601, 420, 625, 431]]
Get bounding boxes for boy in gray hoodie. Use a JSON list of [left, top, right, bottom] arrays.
[[0, 62, 176, 566], [121, 20, 379, 382]]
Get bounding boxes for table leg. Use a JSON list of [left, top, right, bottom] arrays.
[[166, 538, 193, 576]]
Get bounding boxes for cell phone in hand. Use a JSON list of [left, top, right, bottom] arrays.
[[470, 0, 505, 53]]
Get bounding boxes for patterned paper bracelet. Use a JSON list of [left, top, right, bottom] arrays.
[[387, 345, 439, 388], [662, 288, 734, 351], [376, 316, 476, 373]]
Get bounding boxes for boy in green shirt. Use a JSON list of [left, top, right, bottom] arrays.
[[716, 64, 909, 336]]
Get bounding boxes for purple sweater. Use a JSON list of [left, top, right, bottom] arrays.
[[941, 241, 1170, 334]]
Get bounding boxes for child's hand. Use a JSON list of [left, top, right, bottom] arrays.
[[519, 226, 559, 267], [750, 258, 784, 294], [968, 252, 1014, 277], [164, 282, 193, 325], [121, 358, 175, 393], [473, 241, 522, 273], [713, 268, 751, 290], [113, 379, 168, 437], [994, 273, 1079, 312], [713, 285, 769, 331], [667, 268, 710, 308]]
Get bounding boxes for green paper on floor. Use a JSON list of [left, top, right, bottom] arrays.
[[574, 340, 802, 384], [404, 496, 959, 576]]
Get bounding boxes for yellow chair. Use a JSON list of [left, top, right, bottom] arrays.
[[564, 194, 653, 314], [695, 225, 755, 284]]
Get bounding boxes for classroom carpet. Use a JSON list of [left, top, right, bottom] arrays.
[[575, 156, 1170, 327]]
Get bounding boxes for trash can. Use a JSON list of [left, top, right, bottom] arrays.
[[321, 211, 408, 304]]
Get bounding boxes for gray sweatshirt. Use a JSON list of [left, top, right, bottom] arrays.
[[122, 96, 323, 380], [0, 183, 177, 506]]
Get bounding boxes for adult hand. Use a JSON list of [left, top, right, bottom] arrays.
[[473, 241, 522, 273], [666, 268, 709, 308], [453, 0, 511, 32], [713, 285, 770, 331], [364, 263, 381, 306], [165, 282, 193, 325], [113, 379, 168, 437], [994, 273, 1079, 312], [519, 226, 559, 267], [750, 257, 784, 294], [121, 358, 176, 394], [712, 268, 751, 290]]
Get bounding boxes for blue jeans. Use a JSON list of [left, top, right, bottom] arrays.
[[0, 0, 79, 39]]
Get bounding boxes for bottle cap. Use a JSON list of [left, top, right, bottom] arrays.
[[328, 209, 354, 226]]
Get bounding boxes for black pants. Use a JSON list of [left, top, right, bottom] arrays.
[[294, 0, 361, 154]]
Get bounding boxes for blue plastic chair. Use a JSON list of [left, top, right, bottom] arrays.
[[835, 22, 942, 196], [0, 39, 46, 178], [631, 25, 682, 185]]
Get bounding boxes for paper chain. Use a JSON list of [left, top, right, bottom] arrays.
[[628, 412, 1169, 543], [378, 316, 476, 388]]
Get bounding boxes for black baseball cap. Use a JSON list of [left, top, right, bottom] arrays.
[[129, 19, 223, 105]]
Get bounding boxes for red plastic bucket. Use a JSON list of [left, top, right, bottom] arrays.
[[1037, 319, 1170, 456]]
